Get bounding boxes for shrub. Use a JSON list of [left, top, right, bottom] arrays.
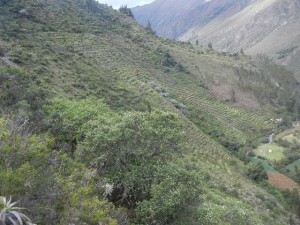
[[247, 162, 268, 181], [197, 194, 262, 225], [0, 47, 5, 57], [276, 138, 290, 148], [136, 164, 202, 224], [47, 98, 204, 224], [119, 5, 134, 18]]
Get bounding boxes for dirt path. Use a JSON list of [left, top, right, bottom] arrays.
[[0, 56, 19, 68]]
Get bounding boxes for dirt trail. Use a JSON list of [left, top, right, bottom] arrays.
[[0, 56, 19, 68]]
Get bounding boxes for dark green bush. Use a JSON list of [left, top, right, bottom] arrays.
[[247, 162, 268, 181]]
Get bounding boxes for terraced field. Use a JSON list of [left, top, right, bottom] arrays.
[[42, 30, 277, 152], [267, 172, 300, 191]]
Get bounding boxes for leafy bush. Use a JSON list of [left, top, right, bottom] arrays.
[[0, 118, 56, 223], [0, 117, 122, 225], [247, 162, 268, 181], [0, 46, 6, 57], [119, 5, 134, 18], [197, 194, 262, 225], [46, 97, 204, 224], [136, 164, 202, 224], [276, 138, 290, 148], [57, 166, 122, 225]]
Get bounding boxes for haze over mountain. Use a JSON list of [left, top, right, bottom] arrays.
[[133, 0, 300, 79], [132, 0, 253, 39]]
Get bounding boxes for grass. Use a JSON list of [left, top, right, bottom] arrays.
[[254, 143, 286, 161], [275, 124, 300, 141], [281, 133, 300, 144], [285, 159, 300, 175], [249, 157, 276, 172]]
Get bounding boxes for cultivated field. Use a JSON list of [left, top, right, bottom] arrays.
[[267, 172, 299, 191], [254, 143, 286, 161]]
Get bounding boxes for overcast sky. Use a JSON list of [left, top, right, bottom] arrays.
[[97, 0, 155, 9]]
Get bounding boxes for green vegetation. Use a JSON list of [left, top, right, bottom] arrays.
[[271, 126, 300, 178], [251, 125, 300, 223], [0, 0, 300, 224], [119, 5, 134, 18], [46, 98, 205, 224], [285, 159, 300, 176], [0, 118, 120, 224], [247, 161, 268, 182], [198, 193, 262, 225], [249, 157, 276, 172], [254, 144, 286, 161], [145, 20, 156, 35]]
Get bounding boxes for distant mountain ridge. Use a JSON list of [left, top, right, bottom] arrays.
[[132, 0, 253, 39], [133, 0, 300, 79]]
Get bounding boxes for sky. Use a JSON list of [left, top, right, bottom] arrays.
[[97, 0, 155, 9]]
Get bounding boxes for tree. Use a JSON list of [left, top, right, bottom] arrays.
[[86, 0, 101, 13], [293, 98, 300, 120], [208, 42, 213, 49], [247, 162, 267, 181], [240, 48, 244, 55], [294, 165, 300, 184], [136, 163, 202, 224], [0, 115, 124, 225], [146, 20, 156, 35], [0, 46, 5, 57], [198, 195, 262, 225], [291, 189, 300, 219], [75, 109, 186, 194], [289, 215, 296, 225], [47, 98, 202, 224], [282, 189, 300, 220], [119, 5, 134, 18], [230, 88, 236, 103]]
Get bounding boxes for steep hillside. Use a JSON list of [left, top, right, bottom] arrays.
[[181, 0, 299, 48], [1, 0, 300, 224], [134, 0, 300, 80], [181, 0, 300, 79]]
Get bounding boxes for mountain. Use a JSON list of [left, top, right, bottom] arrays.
[[1, 0, 300, 224], [132, 0, 253, 39], [133, 0, 300, 80]]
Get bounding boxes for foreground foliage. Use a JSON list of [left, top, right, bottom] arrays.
[[0, 118, 123, 225], [47, 98, 203, 223]]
